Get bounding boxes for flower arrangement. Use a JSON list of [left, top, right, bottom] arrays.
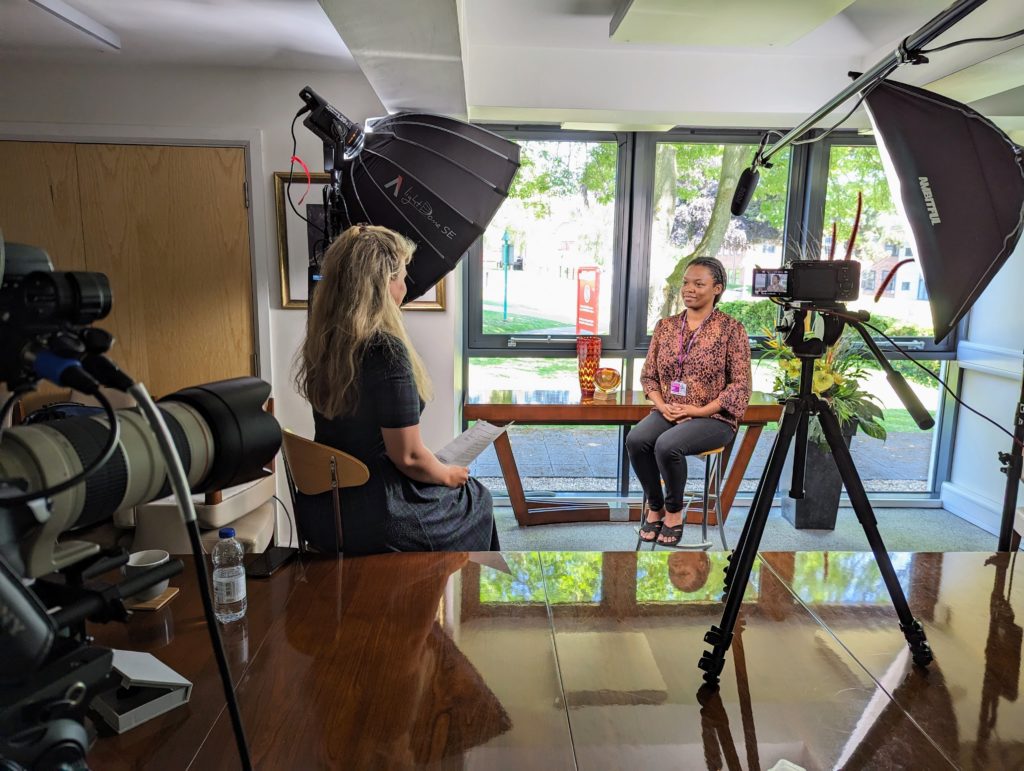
[[761, 328, 886, 445], [758, 190, 886, 446]]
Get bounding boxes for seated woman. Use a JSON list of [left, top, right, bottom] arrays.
[[293, 224, 497, 554], [626, 257, 751, 547]]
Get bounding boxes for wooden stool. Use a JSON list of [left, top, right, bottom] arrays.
[[635, 447, 728, 551]]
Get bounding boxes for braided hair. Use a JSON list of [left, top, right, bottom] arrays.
[[686, 257, 727, 305]]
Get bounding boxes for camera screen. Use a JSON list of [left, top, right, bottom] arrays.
[[752, 269, 788, 297]]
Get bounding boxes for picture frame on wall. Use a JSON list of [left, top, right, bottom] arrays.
[[273, 171, 446, 311]]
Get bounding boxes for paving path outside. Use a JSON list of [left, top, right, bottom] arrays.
[[471, 426, 933, 493]]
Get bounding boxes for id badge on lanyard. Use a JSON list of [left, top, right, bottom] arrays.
[[673, 311, 708, 399]]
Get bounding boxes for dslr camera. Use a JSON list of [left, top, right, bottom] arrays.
[[752, 260, 861, 303], [0, 234, 280, 768]]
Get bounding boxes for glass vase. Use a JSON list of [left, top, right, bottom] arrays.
[[576, 336, 602, 399]]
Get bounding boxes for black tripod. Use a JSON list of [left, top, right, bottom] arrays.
[[997, 355, 1023, 552], [698, 303, 935, 686]]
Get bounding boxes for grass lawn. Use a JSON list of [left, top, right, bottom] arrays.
[[482, 309, 566, 334], [883, 408, 936, 433], [471, 357, 578, 377]]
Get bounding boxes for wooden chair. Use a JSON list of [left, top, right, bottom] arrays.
[[280, 429, 370, 553], [636, 446, 728, 552]]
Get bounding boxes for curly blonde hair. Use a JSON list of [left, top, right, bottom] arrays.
[[294, 225, 432, 419]]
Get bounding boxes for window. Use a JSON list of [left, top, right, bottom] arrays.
[[465, 129, 952, 500], [643, 140, 791, 338], [821, 143, 949, 350], [469, 133, 628, 349]]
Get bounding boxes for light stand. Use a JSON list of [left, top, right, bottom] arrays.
[[297, 86, 364, 303], [697, 304, 935, 687], [997, 358, 1024, 552]]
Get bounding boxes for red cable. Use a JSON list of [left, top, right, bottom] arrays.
[[290, 155, 312, 205]]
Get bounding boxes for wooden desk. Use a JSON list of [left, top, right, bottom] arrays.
[[464, 390, 782, 526], [87, 551, 1016, 769]]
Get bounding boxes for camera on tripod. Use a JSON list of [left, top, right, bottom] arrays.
[[752, 260, 861, 303]]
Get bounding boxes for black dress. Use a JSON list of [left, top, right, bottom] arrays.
[[295, 336, 498, 554]]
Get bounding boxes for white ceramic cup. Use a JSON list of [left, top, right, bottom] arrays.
[[123, 549, 171, 602]]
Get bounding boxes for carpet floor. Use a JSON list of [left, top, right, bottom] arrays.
[[493, 504, 998, 552]]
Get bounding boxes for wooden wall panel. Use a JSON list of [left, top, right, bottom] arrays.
[[0, 141, 86, 270], [75, 144, 254, 396]]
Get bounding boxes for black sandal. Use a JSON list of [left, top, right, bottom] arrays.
[[638, 518, 663, 541], [656, 522, 684, 547]]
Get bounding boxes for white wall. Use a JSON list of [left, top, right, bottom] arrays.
[[941, 236, 1024, 536], [0, 60, 462, 503]]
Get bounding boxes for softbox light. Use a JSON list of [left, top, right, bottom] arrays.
[[864, 79, 1024, 343], [336, 113, 520, 303]]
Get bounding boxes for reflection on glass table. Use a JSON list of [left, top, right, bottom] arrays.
[[636, 552, 760, 603], [479, 553, 604, 605]]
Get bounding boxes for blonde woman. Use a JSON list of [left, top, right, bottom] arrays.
[[295, 225, 497, 553]]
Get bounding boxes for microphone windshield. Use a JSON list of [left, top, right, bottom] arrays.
[[731, 166, 760, 216]]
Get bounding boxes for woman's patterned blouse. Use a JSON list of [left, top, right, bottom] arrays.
[[639, 308, 752, 430]]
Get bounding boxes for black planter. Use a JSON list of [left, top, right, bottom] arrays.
[[781, 421, 857, 530]]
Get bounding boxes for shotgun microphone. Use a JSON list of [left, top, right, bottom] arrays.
[[731, 166, 760, 216]]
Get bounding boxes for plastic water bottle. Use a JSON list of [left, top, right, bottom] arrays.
[[212, 528, 247, 623]]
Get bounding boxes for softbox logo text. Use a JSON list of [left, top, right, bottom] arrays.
[[918, 177, 941, 225]]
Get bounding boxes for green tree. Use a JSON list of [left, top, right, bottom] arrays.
[[508, 141, 617, 217], [659, 144, 748, 317], [821, 145, 895, 252]]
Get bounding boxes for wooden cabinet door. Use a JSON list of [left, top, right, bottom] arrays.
[[0, 141, 87, 270], [75, 144, 254, 396]]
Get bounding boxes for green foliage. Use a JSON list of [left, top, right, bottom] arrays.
[[668, 143, 726, 202], [579, 142, 618, 206], [508, 141, 617, 218], [762, 328, 887, 446], [821, 146, 896, 249], [717, 300, 778, 336], [477, 553, 604, 604], [790, 552, 913, 604]]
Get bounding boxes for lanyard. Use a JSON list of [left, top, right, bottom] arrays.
[[677, 310, 711, 370]]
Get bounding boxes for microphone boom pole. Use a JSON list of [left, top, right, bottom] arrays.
[[731, 0, 990, 216]]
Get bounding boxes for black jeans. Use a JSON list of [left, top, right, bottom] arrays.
[[625, 412, 736, 513]]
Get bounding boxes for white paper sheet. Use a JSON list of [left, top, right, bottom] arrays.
[[435, 420, 509, 466]]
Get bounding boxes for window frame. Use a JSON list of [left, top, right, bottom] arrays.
[[462, 126, 960, 500], [807, 131, 962, 358], [466, 128, 633, 353], [628, 129, 802, 362]]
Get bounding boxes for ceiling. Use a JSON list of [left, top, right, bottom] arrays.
[[1, 0, 1023, 133], [0, 0, 357, 70]]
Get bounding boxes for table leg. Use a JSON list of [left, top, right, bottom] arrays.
[[494, 431, 614, 526], [494, 432, 529, 526], [718, 425, 763, 524]]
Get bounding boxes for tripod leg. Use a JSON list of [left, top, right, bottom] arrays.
[[816, 401, 933, 667], [724, 427, 782, 594], [790, 407, 810, 499], [699, 400, 802, 686]]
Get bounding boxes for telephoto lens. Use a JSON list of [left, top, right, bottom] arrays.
[[0, 377, 281, 578]]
